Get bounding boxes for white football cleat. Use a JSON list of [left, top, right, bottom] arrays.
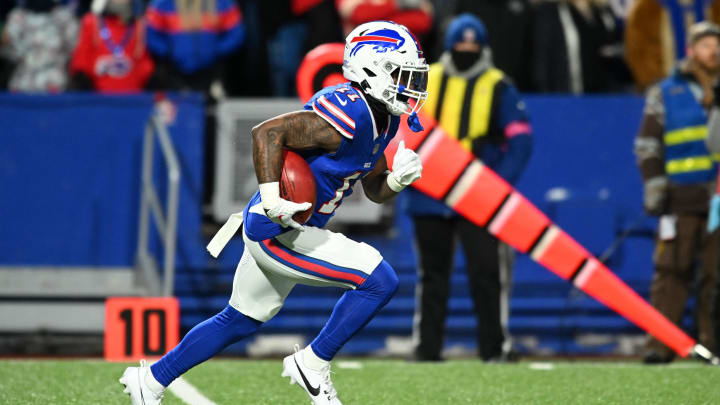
[[281, 345, 342, 405], [119, 360, 164, 405]]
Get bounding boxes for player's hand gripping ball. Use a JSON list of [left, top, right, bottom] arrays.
[[280, 150, 317, 225]]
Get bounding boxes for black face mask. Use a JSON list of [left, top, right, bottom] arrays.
[[23, 0, 57, 12], [451, 50, 481, 72]]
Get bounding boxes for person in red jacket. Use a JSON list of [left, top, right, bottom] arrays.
[[336, 0, 433, 39], [70, 0, 154, 93]]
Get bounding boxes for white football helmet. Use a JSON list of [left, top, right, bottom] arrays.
[[343, 21, 429, 116]]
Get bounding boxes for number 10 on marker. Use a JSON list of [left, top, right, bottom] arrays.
[[105, 297, 179, 362]]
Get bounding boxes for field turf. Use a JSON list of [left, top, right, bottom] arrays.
[[1, 358, 718, 404]]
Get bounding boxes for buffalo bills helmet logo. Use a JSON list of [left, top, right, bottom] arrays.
[[349, 29, 406, 57]]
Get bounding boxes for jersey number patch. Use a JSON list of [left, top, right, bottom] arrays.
[[318, 172, 362, 215]]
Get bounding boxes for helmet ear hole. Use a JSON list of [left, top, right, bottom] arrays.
[[360, 80, 372, 93]]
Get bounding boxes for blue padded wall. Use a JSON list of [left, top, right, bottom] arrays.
[[0, 93, 205, 268]]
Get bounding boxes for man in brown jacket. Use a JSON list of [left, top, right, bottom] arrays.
[[634, 22, 720, 364]]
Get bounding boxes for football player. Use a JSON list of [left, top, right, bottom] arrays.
[[120, 20, 428, 405]]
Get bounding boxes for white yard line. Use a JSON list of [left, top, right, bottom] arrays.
[[167, 376, 219, 405], [541, 362, 707, 369], [528, 362, 555, 370], [336, 361, 363, 369]]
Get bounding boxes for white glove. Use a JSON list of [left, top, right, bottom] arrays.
[[259, 182, 311, 230], [387, 140, 423, 192]]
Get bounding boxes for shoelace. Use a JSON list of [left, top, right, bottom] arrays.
[[320, 365, 338, 400]]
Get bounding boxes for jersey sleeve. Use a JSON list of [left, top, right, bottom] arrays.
[[497, 81, 531, 138], [309, 88, 363, 140]]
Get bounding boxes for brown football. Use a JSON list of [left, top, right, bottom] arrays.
[[280, 150, 317, 224]]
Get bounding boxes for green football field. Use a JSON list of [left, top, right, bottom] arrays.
[[1, 358, 719, 404]]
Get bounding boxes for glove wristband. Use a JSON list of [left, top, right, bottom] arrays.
[[386, 172, 406, 193], [259, 182, 281, 211]]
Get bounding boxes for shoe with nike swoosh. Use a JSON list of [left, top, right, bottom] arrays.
[[281, 345, 342, 404]]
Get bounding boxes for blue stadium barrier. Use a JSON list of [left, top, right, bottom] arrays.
[[0, 93, 206, 268]]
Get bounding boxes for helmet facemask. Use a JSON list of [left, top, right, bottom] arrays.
[[375, 59, 429, 116]]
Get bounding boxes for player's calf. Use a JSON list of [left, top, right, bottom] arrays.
[[310, 259, 399, 360]]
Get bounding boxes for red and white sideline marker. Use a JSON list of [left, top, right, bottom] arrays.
[[385, 113, 717, 363]]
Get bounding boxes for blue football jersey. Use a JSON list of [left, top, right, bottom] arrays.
[[243, 83, 401, 242]]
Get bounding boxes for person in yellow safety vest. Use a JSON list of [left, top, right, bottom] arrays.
[[403, 13, 532, 362], [634, 21, 720, 364], [706, 69, 720, 356]]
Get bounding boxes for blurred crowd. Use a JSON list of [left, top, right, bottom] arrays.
[[1, 0, 718, 98]]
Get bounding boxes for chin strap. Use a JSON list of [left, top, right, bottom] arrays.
[[396, 85, 425, 132], [407, 111, 424, 132]]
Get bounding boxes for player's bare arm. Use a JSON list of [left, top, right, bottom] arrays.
[[251, 110, 343, 184], [361, 155, 398, 203]]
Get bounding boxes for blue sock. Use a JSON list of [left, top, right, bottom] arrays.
[[310, 260, 399, 360], [150, 305, 262, 387]]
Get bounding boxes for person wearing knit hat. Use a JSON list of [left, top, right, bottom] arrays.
[[404, 12, 532, 362], [688, 21, 720, 46]]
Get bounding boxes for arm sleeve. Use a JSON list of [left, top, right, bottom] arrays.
[[387, 9, 433, 36], [145, 2, 171, 57], [340, 0, 397, 24], [634, 85, 666, 181], [69, 14, 95, 76], [492, 83, 533, 185], [310, 90, 359, 140], [135, 45, 156, 88], [215, 0, 245, 56], [707, 106, 720, 154]]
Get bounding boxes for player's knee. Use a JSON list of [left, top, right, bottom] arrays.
[[362, 260, 399, 300]]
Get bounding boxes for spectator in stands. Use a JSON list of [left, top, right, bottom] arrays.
[[634, 22, 720, 364], [263, 1, 310, 97], [405, 14, 532, 362], [145, 0, 244, 94], [532, 0, 629, 93], [451, 0, 535, 91], [69, 0, 154, 92], [261, 0, 343, 96], [336, 0, 433, 42], [1, 0, 78, 92], [626, 0, 720, 91], [294, 0, 343, 51]]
